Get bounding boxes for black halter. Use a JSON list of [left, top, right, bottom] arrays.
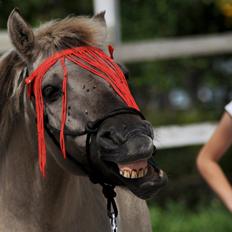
[[44, 107, 146, 232], [24, 61, 158, 231], [23, 63, 156, 231]]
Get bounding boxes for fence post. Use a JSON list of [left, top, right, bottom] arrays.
[[93, 0, 121, 44]]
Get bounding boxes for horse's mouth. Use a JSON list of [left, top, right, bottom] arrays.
[[118, 160, 149, 178], [104, 158, 167, 199], [88, 118, 168, 199]]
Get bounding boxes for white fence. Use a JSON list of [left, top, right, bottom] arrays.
[[2, 31, 232, 60], [0, 31, 11, 53], [115, 33, 232, 62], [154, 122, 216, 149]]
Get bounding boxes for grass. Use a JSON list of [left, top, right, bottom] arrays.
[[149, 200, 232, 232]]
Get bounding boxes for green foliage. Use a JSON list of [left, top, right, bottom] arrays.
[[149, 200, 232, 232], [0, 0, 93, 28], [145, 109, 220, 126], [120, 1, 232, 124], [121, 0, 228, 41], [128, 55, 230, 125]]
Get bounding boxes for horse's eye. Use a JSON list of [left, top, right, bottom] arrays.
[[42, 85, 61, 102]]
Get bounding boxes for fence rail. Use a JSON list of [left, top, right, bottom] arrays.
[[115, 33, 232, 62], [2, 31, 232, 60], [154, 122, 216, 149], [0, 31, 11, 53]]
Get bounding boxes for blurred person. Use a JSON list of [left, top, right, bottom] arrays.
[[197, 101, 232, 213]]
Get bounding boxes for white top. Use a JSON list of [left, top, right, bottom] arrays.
[[225, 101, 232, 116]]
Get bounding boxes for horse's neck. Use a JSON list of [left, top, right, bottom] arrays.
[[0, 115, 152, 232], [0, 115, 110, 232]]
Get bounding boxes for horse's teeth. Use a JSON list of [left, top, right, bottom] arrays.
[[138, 169, 144, 178], [119, 166, 148, 179], [159, 169, 164, 177], [131, 170, 138, 179], [124, 170, 130, 178], [144, 167, 148, 176]]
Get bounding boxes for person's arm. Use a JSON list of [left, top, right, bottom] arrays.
[[196, 112, 232, 212]]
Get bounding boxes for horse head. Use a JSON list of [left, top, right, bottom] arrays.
[[7, 9, 167, 200]]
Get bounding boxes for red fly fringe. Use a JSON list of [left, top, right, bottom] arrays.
[[25, 46, 139, 175], [60, 57, 68, 159]]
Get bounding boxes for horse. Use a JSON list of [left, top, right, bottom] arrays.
[[0, 9, 167, 232]]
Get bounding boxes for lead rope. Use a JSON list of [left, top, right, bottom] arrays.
[[44, 107, 146, 232], [84, 107, 146, 232], [102, 184, 118, 232], [85, 123, 119, 232], [46, 119, 119, 232]]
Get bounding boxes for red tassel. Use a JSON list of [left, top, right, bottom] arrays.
[[60, 57, 68, 159], [108, 44, 114, 59]]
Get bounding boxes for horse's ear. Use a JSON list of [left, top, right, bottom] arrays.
[[90, 11, 107, 47], [7, 8, 35, 61], [93, 11, 106, 26]]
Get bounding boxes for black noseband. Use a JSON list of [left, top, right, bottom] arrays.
[[45, 107, 145, 179], [84, 107, 145, 182], [44, 106, 160, 183], [85, 107, 145, 134]]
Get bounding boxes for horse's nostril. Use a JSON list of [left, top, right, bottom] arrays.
[[144, 121, 154, 138], [99, 128, 126, 148], [101, 131, 112, 142]]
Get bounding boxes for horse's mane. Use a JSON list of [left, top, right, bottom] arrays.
[[0, 50, 21, 111], [0, 51, 25, 146]]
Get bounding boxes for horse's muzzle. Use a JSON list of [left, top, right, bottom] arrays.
[[97, 126, 154, 163], [89, 115, 167, 199]]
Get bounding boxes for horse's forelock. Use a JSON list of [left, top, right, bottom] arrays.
[[34, 16, 107, 57]]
